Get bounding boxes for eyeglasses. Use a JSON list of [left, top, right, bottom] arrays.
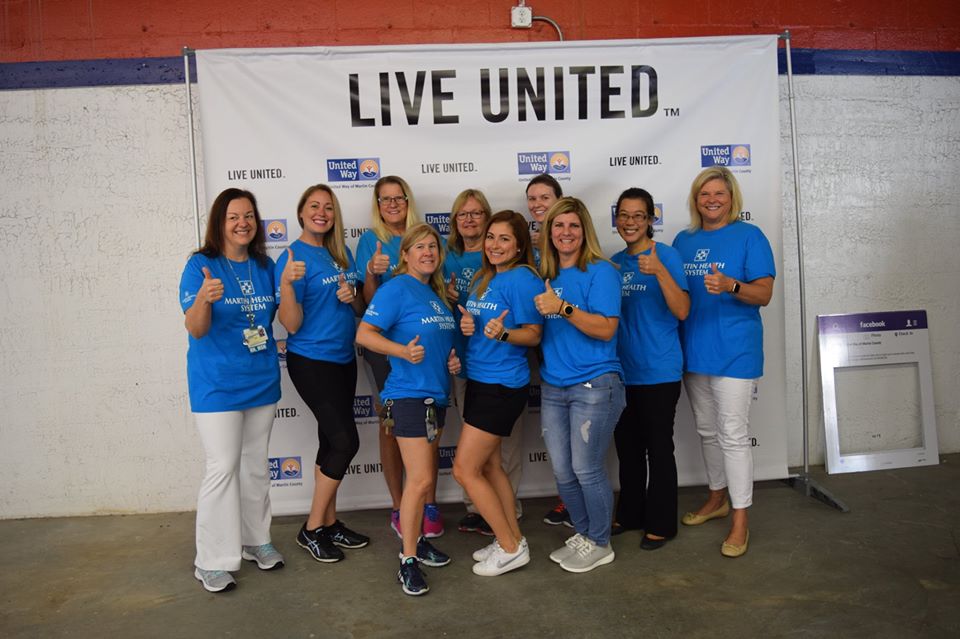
[[455, 210, 485, 220], [615, 212, 652, 223], [378, 195, 408, 205]]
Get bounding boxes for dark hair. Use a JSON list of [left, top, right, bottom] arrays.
[[197, 188, 268, 265], [525, 173, 563, 198], [471, 210, 537, 298], [616, 187, 656, 239]]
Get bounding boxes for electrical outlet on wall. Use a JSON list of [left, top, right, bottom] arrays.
[[511, 5, 533, 29]]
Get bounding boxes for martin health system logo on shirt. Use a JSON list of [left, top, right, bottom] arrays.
[[422, 301, 456, 330], [621, 270, 647, 296], [327, 157, 381, 182], [517, 151, 571, 175], [700, 144, 751, 168]]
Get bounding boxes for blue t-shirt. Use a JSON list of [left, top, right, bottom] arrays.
[[179, 253, 281, 413], [540, 260, 623, 387], [275, 240, 360, 364], [362, 274, 457, 406], [356, 230, 402, 285], [443, 246, 484, 378], [611, 243, 689, 385], [672, 221, 775, 379], [463, 266, 543, 388]]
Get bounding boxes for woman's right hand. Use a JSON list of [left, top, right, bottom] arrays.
[[198, 266, 224, 304], [401, 335, 425, 364], [281, 248, 306, 285], [368, 241, 391, 276], [458, 305, 476, 336]]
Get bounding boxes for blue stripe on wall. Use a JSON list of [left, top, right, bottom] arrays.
[[1, 49, 959, 90]]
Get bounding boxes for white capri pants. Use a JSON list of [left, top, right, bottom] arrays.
[[194, 403, 277, 571], [683, 374, 754, 509]]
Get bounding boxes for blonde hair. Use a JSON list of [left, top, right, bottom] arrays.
[[447, 189, 492, 256], [538, 197, 612, 281], [471, 210, 537, 299], [295, 184, 349, 269], [687, 166, 743, 230], [393, 223, 449, 307], [371, 175, 421, 242]]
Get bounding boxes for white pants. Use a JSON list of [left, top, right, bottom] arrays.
[[453, 375, 524, 519], [683, 374, 754, 509], [194, 403, 277, 571]]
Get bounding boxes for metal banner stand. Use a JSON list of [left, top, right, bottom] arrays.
[[183, 46, 202, 250], [779, 30, 849, 512]]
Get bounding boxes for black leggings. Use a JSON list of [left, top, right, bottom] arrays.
[[286, 352, 360, 481]]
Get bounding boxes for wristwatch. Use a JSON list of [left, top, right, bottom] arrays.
[[497, 330, 510, 342], [730, 281, 741, 295], [561, 301, 575, 318]]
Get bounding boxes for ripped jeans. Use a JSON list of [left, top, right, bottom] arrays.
[[541, 373, 626, 546]]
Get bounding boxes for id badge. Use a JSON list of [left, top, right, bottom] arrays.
[[243, 325, 269, 353]]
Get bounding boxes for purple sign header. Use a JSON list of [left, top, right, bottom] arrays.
[[817, 310, 928, 335]]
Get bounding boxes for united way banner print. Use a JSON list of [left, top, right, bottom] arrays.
[[196, 35, 789, 516]]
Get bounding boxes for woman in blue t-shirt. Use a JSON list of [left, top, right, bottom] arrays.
[[179, 188, 282, 593], [354, 176, 439, 537], [533, 197, 626, 574], [672, 167, 775, 559], [275, 184, 369, 564], [356, 223, 462, 596], [609, 188, 690, 550], [452, 210, 543, 577]]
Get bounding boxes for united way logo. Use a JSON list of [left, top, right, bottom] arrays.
[[701, 144, 751, 167], [425, 212, 450, 236], [262, 219, 287, 242], [430, 301, 445, 315], [239, 280, 255, 295], [327, 157, 381, 182], [269, 456, 302, 481], [276, 339, 287, 362], [353, 395, 375, 419], [652, 203, 663, 226], [694, 249, 710, 262], [517, 151, 571, 175]]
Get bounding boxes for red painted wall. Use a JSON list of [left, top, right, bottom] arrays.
[[2, 0, 958, 63]]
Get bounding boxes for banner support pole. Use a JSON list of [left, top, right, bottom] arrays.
[[183, 46, 202, 249], [779, 30, 849, 512]]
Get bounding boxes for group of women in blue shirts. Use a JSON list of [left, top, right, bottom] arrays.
[[180, 166, 775, 597]]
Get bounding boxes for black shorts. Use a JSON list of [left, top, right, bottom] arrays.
[[463, 380, 528, 437], [387, 397, 447, 440]]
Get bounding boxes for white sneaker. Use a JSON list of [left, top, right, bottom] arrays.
[[472, 539, 500, 562], [549, 533, 586, 564], [472, 538, 530, 576], [194, 567, 236, 593], [559, 537, 615, 573]]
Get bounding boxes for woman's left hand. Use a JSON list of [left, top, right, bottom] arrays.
[[335, 273, 356, 304], [447, 348, 462, 375], [704, 263, 732, 295], [483, 309, 509, 340], [534, 279, 562, 316]]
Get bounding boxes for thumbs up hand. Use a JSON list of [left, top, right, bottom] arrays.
[[446, 273, 459, 304], [447, 348, 462, 375], [199, 266, 224, 304], [402, 335, 425, 364], [281, 248, 306, 285], [335, 272, 356, 304], [483, 308, 510, 341], [534, 278, 561, 316], [704, 263, 729, 295], [458, 304, 476, 337], [368, 241, 391, 276], [637, 242, 663, 276]]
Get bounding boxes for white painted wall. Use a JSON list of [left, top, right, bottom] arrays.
[[1, 75, 957, 519]]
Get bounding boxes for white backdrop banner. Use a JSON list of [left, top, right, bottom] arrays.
[[196, 35, 788, 516]]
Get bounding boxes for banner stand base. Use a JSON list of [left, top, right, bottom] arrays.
[[783, 473, 850, 513]]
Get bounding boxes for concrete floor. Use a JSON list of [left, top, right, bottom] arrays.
[[2, 457, 959, 639]]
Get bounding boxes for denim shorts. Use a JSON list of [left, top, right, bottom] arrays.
[[385, 397, 447, 440]]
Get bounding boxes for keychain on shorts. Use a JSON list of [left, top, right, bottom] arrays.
[[382, 399, 394, 436], [424, 398, 439, 443]]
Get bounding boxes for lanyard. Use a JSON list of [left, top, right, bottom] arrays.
[[221, 256, 257, 328]]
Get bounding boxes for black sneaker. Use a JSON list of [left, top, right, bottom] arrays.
[[397, 536, 451, 567], [325, 520, 370, 549], [543, 501, 573, 527], [397, 557, 429, 596], [296, 524, 345, 563], [458, 512, 486, 533]]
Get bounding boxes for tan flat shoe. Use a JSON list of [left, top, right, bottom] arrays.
[[680, 500, 730, 526], [721, 530, 749, 558]]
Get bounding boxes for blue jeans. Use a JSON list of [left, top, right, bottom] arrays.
[[541, 372, 626, 546]]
